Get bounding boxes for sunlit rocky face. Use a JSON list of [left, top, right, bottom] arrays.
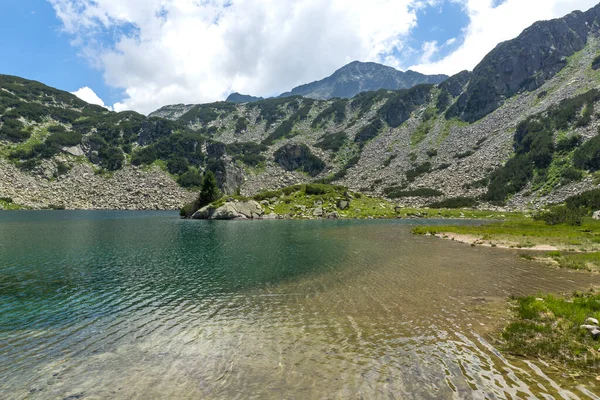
[[1, 212, 599, 399]]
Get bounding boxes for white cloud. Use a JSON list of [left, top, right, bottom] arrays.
[[410, 0, 599, 75], [50, 0, 600, 114], [50, 0, 420, 114], [71, 86, 112, 110]]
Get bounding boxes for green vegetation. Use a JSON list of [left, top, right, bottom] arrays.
[[411, 120, 433, 147], [502, 290, 600, 372], [315, 132, 346, 152], [428, 197, 478, 209], [235, 117, 248, 134], [484, 89, 600, 204], [248, 184, 517, 220], [350, 90, 393, 118], [226, 142, 267, 167], [383, 154, 397, 167], [251, 97, 307, 129], [262, 100, 315, 145], [319, 153, 361, 184], [378, 85, 434, 128], [0, 197, 24, 210], [179, 102, 236, 126], [545, 252, 600, 272], [454, 150, 474, 159], [311, 99, 347, 128], [383, 187, 443, 199], [534, 189, 600, 226], [354, 118, 383, 147], [413, 218, 600, 252], [405, 162, 432, 182], [273, 144, 326, 177], [593, 55, 600, 70], [179, 171, 220, 217]]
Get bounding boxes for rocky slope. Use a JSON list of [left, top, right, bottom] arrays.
[[3, 4, 600, 211], [278, 61, 448, 100]]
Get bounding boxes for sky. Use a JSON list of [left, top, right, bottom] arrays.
[[0, 0, 598, 114]]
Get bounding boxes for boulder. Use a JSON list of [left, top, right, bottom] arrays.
[[212, 203, 240, 220], [234, 200, 263, 219], [337, 200, 350, 210], [327, 212, 340, 219], [580, 324, 599, 332], [586, 317, 600, 325], [262, 213, 281, 220], [313, 207, 324, 217], [192, 200, 264, 220]]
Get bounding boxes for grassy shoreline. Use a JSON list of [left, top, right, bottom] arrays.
[[412, 214, 600, 372], [501, 290, 600, 374]]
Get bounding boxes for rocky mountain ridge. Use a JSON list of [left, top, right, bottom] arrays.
[[277, 61, 448, 100], [2, 4, 600, 211]]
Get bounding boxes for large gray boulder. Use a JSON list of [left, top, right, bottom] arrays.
[[192, 200, 264, 220]]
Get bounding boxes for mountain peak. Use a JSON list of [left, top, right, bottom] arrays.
[[225, 92, 263, 103], [279, 61, 448, 100]]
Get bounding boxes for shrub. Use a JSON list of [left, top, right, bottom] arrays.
[[556, 135, 581, 153], [315, 132, 346, 151], [198, 171, 220, 207], [0, 118, 30, 141], [177, 169, 203, 188], [426, 149, 438, 158], [167, 157, 190, 175], [573, 133, 600, 171], [429, 197, 478, 209], [311, 99, 347, 128], [405, 162, 432, 182], [454, 150, 474, 159], [383, 154, 397, 167], [235, 117, 248, 134], [534, 205, 585, 226], [354, 118, 383, 146], [383, 187, 443, 198]]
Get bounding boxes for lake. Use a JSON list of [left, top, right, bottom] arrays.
[[1, 211, 600, 399]]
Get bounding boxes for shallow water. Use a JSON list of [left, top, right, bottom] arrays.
[[1, 211, 600, 399]]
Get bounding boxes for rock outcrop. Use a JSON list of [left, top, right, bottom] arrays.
[[192, 200, 264, 220]]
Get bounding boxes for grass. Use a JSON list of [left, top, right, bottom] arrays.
[[413, 218, 600, 252], [502, 290, 600, 373], [0, 198, 25, 210], [411, 120, 433, 147], [543, 251, 600, 272], [247, 184, 522, 220]]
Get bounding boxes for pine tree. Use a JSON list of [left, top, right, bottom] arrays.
[[198, 170, 219, 208]]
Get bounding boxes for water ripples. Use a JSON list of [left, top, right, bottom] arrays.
[[1, 212, 600, 399]]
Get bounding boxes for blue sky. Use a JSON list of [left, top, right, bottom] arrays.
[[0, 0, 597, 113], [0, 0, 122, 105]]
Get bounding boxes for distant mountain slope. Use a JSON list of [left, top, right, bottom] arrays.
[[225, 92, 264, 103], [445, 3, 600, 122], [278, 61, 448, 100], [4, 4, 600, 211]]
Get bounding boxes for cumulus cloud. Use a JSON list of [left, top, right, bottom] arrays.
[[410, 0, 599, 75], [71, 87, 112, 110], [50, 0, 420, 114], [50, 0, 599, 114]]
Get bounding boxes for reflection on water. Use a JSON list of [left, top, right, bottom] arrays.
[[1, 212, 600, 399]]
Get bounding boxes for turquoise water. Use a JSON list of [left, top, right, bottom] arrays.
[[1, 211, 600, 399]]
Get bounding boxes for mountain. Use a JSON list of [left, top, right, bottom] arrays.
[[3, 4, 600, 211], [278, 61, 448, 100], [445, 4, 600, 122], [225, 92, 264, 103]]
